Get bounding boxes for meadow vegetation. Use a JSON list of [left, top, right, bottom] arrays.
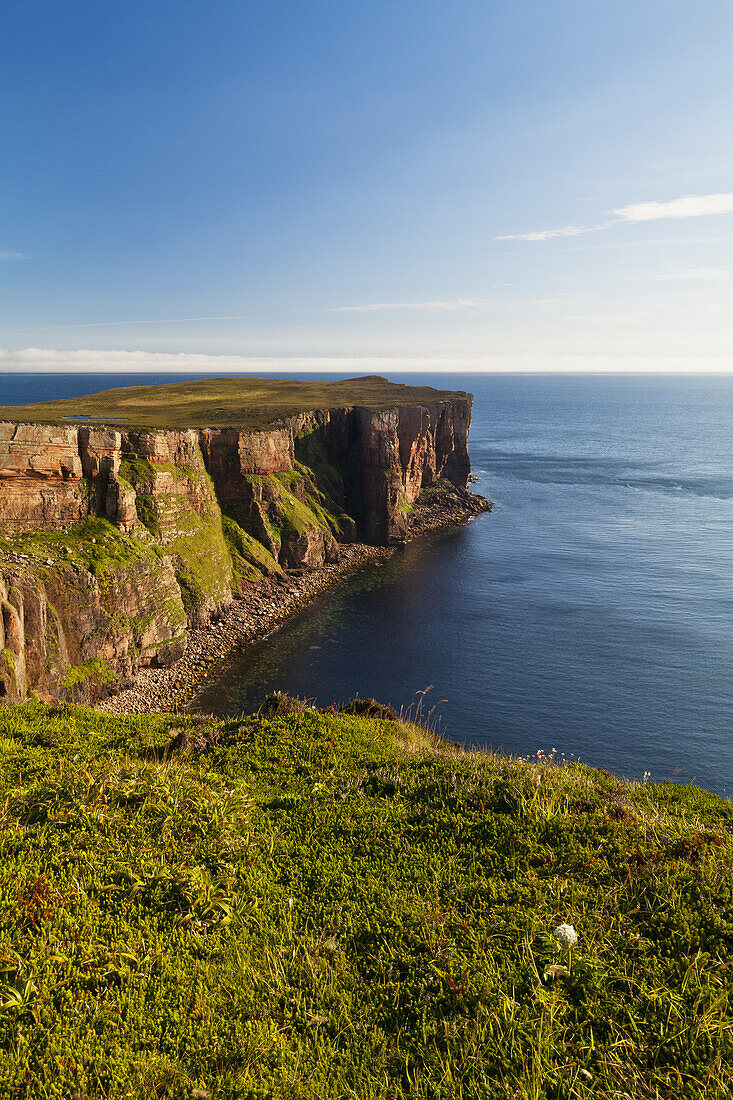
[[1, 700, 732, 1098], [0, 376, 467, 431]]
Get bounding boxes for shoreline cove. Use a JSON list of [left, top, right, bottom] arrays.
[[97, 484, 491, 716]]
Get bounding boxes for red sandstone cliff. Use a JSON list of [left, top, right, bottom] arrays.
[[0, 395, 477, 702]]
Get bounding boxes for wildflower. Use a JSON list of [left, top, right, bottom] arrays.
[[553, 923, 578, 948], [552, 923, 578, 975]]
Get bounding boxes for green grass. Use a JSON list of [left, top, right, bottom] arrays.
[[63, 658, 116, 697], [221, 516, 282, 584], [169, 511, 233, 618], [0, 376, 468, 431], [270, 470, 336, 541], [0, 701, 732, 1098], [0, 517, 163, 584]]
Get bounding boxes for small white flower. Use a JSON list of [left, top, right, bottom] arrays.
[[553, 923, 578, 947]]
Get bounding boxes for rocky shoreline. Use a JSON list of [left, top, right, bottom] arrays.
[[98, 483, 490, 716]]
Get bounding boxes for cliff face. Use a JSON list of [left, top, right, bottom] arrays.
[[0, 395, 474, 703], [353, 399, 472, 543], [288, 397, 473, 543]]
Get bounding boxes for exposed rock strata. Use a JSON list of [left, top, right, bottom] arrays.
[[0, 393, 484, 704], [99, 481, 490, 716]]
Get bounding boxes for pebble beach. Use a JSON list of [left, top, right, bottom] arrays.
[[98, 483, 490, 715]]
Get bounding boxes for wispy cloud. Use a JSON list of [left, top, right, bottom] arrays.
[[553, 236, 733, 253], [327, 298, 482, 313], [496, 224, 597, 242], [0, 251, 26, 261], [13, 314, 253, 332], [497, 191, 733, 242]]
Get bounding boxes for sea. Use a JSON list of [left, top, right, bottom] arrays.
[[2, 372, 731, 795]]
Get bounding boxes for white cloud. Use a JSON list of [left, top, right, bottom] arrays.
[[612, 192, 733, 222], [496, 225, 595, 242], [328, 298, 482, 313], [498, 191, 733, 242], [0, 347, 730, 375], [0, 251, 26, 261]]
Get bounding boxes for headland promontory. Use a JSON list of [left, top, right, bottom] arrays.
[[0, 375, 489, 706]]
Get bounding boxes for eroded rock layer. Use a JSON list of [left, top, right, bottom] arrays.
[[0, 394, 477, 702]]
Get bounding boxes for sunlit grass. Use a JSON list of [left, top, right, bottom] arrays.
[[0, 700, 732, 1098], [0, 375, 467, 430]]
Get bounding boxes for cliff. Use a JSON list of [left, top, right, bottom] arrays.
[[0, 377, 482, 703]]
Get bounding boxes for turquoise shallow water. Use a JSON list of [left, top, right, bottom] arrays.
[[2, 372, 732, 793]]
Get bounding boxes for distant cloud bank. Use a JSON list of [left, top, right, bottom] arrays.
[[0, 347, 730, 375]]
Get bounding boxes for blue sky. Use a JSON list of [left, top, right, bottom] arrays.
[[2, 0, 733, 371]]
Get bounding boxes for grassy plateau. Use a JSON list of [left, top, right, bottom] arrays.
[[0, 376, 467, 431], [1, 700, 732, 1099]]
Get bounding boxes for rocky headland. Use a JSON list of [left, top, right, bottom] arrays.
[[0, 375, 490, 708]]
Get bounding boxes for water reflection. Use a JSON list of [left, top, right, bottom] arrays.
[[190, 528, 471, 719]]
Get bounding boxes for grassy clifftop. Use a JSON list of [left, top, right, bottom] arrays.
[[0, 375, 468, 430], [1, 702, 732, 1098]]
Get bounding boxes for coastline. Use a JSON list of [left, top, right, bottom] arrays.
[[98, 483, 491, 716]]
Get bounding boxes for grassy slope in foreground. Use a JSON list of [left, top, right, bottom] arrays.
[[1, 704, 732, 1100], [0, 375, 468, 430]]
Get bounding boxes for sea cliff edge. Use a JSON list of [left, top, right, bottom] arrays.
[[0, 376, 489, 708]]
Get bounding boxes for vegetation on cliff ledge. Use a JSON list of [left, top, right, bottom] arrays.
[[0, 516, 163, 583], [1, 702, 732, 1098]]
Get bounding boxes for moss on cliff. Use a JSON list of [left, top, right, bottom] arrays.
[[272, 463, 345, 537], [270, 477, 329, 537], [117, 455, 234, 618], [172, 520, 232, 619], [397, 487, 414, 515], [221, 515, 282, 584], [118, 456, 162, 537], [0, 701, 732, 1098], [63, 657, 116, 700], [118, 454, 158, 485], [0, 517, 163, 582]]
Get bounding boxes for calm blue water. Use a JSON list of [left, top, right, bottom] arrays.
[[2, 372, 732, 794]]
